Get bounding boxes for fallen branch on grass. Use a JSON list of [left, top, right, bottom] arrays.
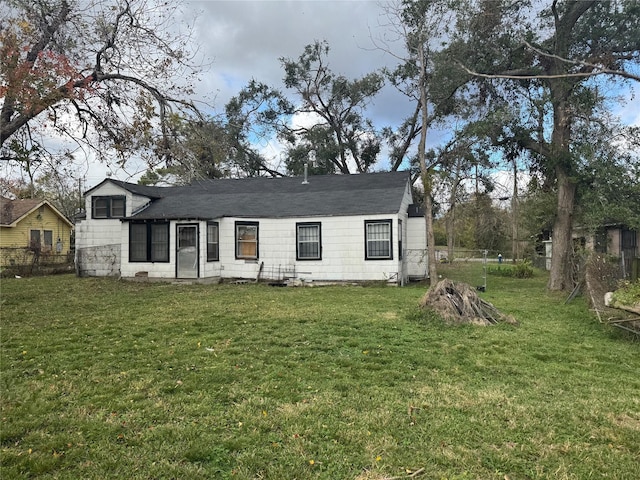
[[382, 467, 425, 480]]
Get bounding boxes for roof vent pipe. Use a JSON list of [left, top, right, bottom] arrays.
[[302, 150, 316, 185]]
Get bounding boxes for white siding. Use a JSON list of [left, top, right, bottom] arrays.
[[119, 215, 408, 283], [77, 182, 151, 249], [397, 183, 414, 284], [120, 221, 175, 278], [78, 177, 428, 283], [406, 215, 427, 279], [76, 182, 152, 277]]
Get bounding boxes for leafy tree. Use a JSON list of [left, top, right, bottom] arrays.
[[452, 193, 510, 254], [574, 123, 640, 231], [155, 116, 233, 183], [34, 161, 83, 220], [0, 149, 84, 220], [226, 42, 385, 177], [281, 41, 385, 174], [380, 0, 463, 284], [434, 135, 494, 261], [283, 126, 339, 176], [444, 0, 640, 290], [1, 0, 204, 170], [225, 79, 293, 177]]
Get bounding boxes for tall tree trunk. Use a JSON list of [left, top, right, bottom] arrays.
[[548, 167, 576, 290], [423, 172, 439, 283], [548, 94, 575, 291], [416, 41, 438, 285], [545, 1, 592, 290]]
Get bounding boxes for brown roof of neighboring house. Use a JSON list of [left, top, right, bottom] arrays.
[[0, 197, 73, 227]]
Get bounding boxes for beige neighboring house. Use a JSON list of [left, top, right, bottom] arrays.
[[0, 197, 74, 267], [591, 223, 639, 279]]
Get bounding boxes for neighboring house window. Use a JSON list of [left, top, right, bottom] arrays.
[[44, 230, 53, 251], [207, 222, 219, 261], [365, 219, 393, 260], [92, 196, 126, 219], [594, 229, 607, 253], [398, 219, 403, 260], [236, 221, 258, 259], [297, 222, 321, 260], [622, 228, 637, 249], [129, 222, 169, 262], [30, 230, 41, 249]]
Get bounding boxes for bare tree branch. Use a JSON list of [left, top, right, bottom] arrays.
[[522, 40, 640, 83], [455, 42, 640, 83]]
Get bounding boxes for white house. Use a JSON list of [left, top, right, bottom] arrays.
[[75, 171, 428, 284]]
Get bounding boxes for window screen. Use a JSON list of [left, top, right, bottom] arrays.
[[365, 220, 392, 259], [207, 223, 219, 261], [297, 223, 321, 260]]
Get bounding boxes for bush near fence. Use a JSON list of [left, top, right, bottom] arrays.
[[487, 260, 535, 278], [0, 247, 74, 277]]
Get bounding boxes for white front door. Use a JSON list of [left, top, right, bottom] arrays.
[[177, 225, 198, 278]]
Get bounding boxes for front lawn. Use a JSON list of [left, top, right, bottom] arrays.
[[1, 267, 638, 479]]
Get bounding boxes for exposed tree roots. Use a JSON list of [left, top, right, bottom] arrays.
[[419, 279, 518, 326]]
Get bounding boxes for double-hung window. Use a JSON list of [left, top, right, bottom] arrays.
[[44, 230, 53, 251], [236, 222, 258, 259], [398, 219, 403, 260], [92, 196, 126, 219], [30, 230, 41, 249], [207, 222, 219, 261], [296, 222, 321, 260], [129, 222, 169, 262], [365, 219, 393, 260]]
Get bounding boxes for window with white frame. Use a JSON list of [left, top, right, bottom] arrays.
[[207, 222, 219, 261], [365, 219, 393, 260], [297, 222, 321, 260], [236, 222, 258, 259]]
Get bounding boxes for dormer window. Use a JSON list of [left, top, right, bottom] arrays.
[[92, 196, 126, 219]]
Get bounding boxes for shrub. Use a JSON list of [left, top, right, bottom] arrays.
[[487, 260, 534, 278], [612, 280, 640, 306]]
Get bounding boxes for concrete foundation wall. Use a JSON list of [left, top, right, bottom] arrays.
[[75, 244, 121, 277]]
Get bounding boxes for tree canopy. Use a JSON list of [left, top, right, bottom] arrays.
[[0, 0, 204, 168], [439, 0, 640, 290]]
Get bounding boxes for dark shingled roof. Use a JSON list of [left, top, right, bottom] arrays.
[[127, 171, 411, 220], [85, 179, 166, 199]]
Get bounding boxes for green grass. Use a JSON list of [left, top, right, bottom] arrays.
[[1, 266, 638, 479]]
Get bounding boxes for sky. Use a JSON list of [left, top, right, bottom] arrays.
[[3, 0, 638, 192], [82, 0, 414, 186], [185, 0, 406, 123]]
